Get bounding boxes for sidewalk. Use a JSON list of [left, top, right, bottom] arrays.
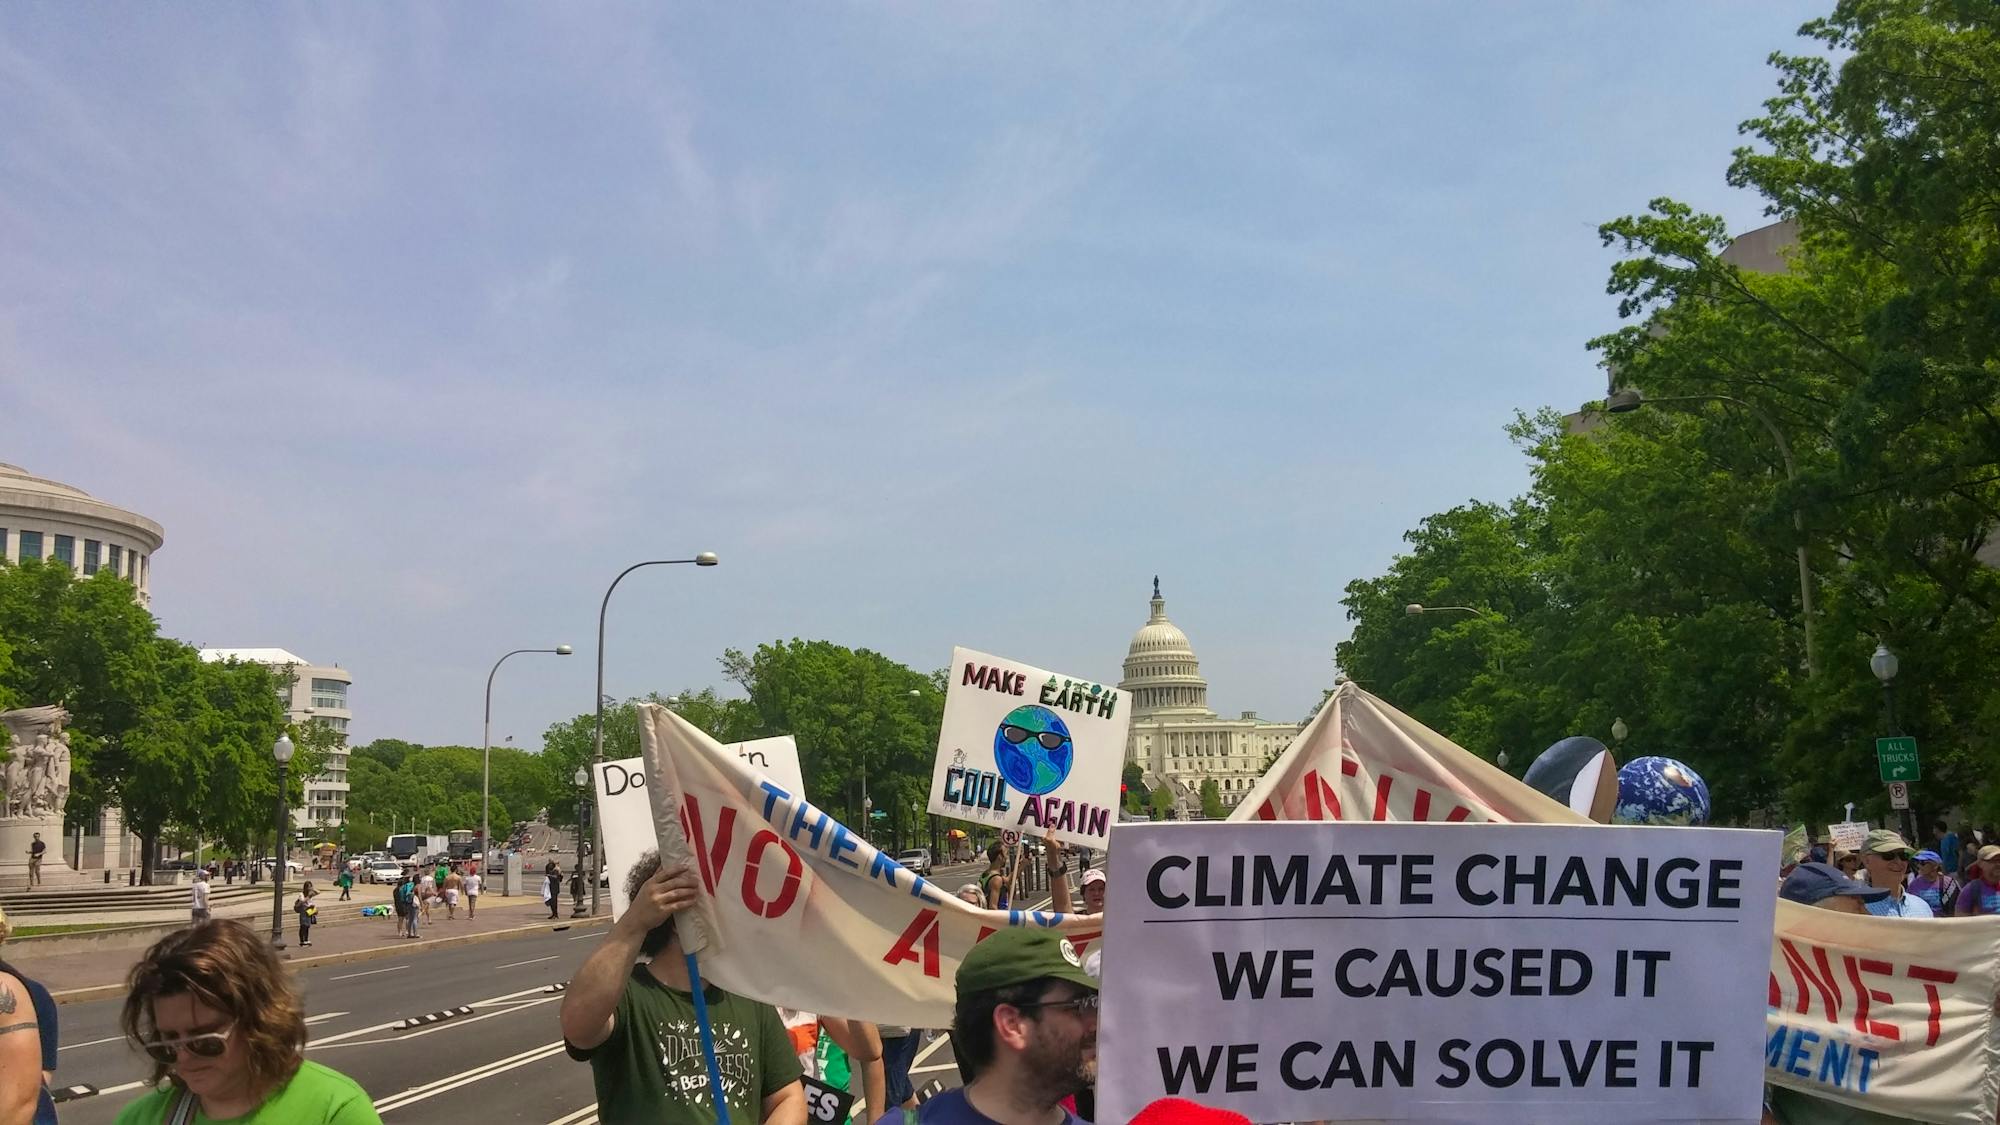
[[13, 886, 601, 997]]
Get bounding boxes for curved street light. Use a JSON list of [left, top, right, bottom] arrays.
[[484, 645, 573, 875], [593, 553, 719, 914], [1601, 387, 1817, 679]]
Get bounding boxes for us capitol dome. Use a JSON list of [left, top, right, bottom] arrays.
[[1118, 578, 1301, 814]]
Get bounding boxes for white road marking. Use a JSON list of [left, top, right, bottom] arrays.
[[312, 994, 563, 1049], [303, 1011, 350, 1025], [98, 1081, 147, 1096], [329, 964, 408, 981], [910, 1062, 958, 1075], [569, 932, 600, 940], [57, 1034, 126, 1051], [911, 1029, 953, 1068], [308, 982, 559, 1047], [494, 955, 557, 969], [374, 1039, 568, 1112], [546, 1107, 597, 1125]]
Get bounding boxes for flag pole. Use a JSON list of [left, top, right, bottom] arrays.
[[684, 950, 732, 1125]]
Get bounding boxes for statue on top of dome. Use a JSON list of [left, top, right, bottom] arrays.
[[1152, 575, 1160, 599]]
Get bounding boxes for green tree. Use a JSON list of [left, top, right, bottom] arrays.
[[1198, 778, 1225, 820], [1148, 783, 1172, 821], [1121, 761, 1146, 813]]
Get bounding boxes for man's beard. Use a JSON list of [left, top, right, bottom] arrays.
[[1023, 1025, 1096, 1099]]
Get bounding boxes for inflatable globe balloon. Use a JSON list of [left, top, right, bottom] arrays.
[[1524, 735, 1619, 822], [1612, 756, 1711, 827]]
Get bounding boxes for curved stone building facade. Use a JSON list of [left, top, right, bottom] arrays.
[[0, 462, 163, 603], [1119, 581, 1301, 813]]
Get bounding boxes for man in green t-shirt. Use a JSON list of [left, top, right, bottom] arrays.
[[561, 851, 805, 1125]]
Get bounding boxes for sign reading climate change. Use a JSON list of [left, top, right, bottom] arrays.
[[928, 647, 1129, 848], [1097, 821, 1779, 1124]]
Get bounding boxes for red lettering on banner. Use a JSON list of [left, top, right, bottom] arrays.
[[1908, 965, 1957, 1046], [884, 909, 942, 978], [740, 830, 803, 918], [1373, 775, 1393, 821], [1302, 770, 1342, 820], [1445, 806, 1473, 822], [1412, 788, 1432, 821], [1844, 958, 1900, 1040], [680, 794, 738, 895], [1778, 939, 1844, 1020]]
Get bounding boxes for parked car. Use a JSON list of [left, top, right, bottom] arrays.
[[895, 848, 933, 877], [259, 857, 304, 875], [364, 860, 403, 884]]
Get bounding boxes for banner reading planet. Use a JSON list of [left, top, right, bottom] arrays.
[[927, 646, 1132, 849]]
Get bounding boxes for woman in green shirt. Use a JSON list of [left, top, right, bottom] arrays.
[[114, 920, 379, 1124]]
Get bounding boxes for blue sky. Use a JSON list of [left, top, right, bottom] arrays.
[[0, 3, 1825, 747]]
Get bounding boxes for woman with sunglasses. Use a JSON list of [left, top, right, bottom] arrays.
[[115, 920, 379, 1124]]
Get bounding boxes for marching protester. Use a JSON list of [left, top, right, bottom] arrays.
[[0, 903, 60, 1125], [190, 866, 212, 925], [979, 844, 1011, 910], [442, 865, 463, 920], [956, 884, 985, 907], [1857, 831, 1932, 918], [113, 920, 379, 1123], [417, 866, 437, 925], [293, 881, 320, 947], [879, 928, 1097, 1125], [1909, 850, 1958, 915], [544, 860, 564, 921], [1952, 845, 2000, 916], [335, 864, 354, 902], [559, 852, 805, 1124], [463, 865, 482, 919]]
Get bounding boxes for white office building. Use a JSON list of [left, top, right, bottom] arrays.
[[1119, 581, 1302, 814], [199, 649, 353, 829]]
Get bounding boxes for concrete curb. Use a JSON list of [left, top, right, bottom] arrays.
[[49, 914, 612, 1005]]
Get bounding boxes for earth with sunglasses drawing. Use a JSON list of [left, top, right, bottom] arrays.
[[994, 705, 1075, 796]]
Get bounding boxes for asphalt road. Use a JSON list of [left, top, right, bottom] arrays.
[[48, 857, 1009, 1125]]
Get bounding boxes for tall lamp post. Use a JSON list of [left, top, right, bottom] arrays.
[[484, 644, 573, 872], [1603, 388, 1818, 679], [593, 552, 719, 916], [573, 766, 591, 918], [269, 733, 294, 949], [1871, 642, 1911, 839]]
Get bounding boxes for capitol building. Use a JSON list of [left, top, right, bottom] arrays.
[[1120, 581, 1301, 814]]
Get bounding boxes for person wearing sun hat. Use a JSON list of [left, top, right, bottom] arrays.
[[1857, 830, 1933, 918], [1908, 850, 1959, 916], [1953, 845, 2000, 916], [878, 928, 1098, 1125], [1779, 862, 1890, 914]]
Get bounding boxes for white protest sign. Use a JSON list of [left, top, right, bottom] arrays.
[[1828, 822, 1869, 853], [1097, 820, 1779, 1124], [928, 646, 1129, 849], [597, 735, 804, 918]]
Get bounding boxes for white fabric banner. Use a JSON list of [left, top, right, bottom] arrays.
[[1233, 683, 2000, 1125], [928, 646, 1130, 848], [610, 704, 1099, 1026], [1097, 820, 1779, 1124]]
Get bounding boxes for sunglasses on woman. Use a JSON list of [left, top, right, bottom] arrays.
[[139, 1025, 233, 1064]]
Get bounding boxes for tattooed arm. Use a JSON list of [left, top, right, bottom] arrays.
[[0, 973, 41, 1125]]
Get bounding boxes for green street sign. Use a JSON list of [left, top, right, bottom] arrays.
[[1876, 736, 1921, 783]]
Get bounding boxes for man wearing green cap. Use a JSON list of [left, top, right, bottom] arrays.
[[879, 928, 1097, 1125], [1858, 829, 1933, 918]]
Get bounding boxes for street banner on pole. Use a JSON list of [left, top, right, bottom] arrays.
[[607, 704, 1099, 1026], [1233, 683, 2000, 1125], [927, 647, 1130, 849], [1097, 820, 1779, 1124]]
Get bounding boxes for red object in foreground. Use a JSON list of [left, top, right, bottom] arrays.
[[1128, 1098, 1253, 1125]]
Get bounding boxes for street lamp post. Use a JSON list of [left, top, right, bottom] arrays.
[[573, 766, 590, 918], [593, 552, 719, 916], [1405, 603, 1506, 674], [1871, 642, 1912, 839], [1611, 717, 1629, 749], [485, 644, 573, 874], [1603, 388, 1818, 679], [269, 733, 295, 949]]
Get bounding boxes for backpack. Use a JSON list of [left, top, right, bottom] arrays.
[[394, 882, 415, 911]]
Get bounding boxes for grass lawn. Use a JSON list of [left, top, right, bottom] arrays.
[[12, 922, 124, 937]]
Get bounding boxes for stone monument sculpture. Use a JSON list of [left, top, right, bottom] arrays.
[[1, 705, 76, 886]]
